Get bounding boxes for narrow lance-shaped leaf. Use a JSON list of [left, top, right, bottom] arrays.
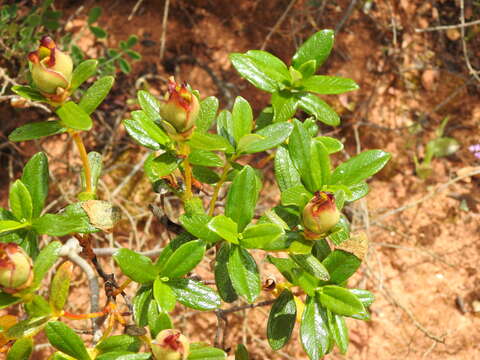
[[292, 29, 334, 70], [300, 295, 330, 360], [22, 152, 49, 218], [9, 179, 33, 222], [8, 121, 66, 142], [267, 289, 297, 350], [214, 243, 238, 303]]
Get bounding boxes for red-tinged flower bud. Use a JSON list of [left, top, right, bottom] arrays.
[[160, 77, 200, 139], [301, 191, 340, 239], [151, 329, 190, 360], [0, 243, 33, 293], [28, 36, 73, 96]]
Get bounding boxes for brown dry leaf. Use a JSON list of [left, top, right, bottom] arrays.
[[81, 200, 121, 232], [337, 231, 368, 260]]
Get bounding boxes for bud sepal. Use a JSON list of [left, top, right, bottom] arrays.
[[0, 243, 33, 293]]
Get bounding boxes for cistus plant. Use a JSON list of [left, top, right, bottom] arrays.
[[1, 29, 390, 360]]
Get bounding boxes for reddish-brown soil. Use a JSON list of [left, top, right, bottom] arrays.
[[1, 0, 480, 359]]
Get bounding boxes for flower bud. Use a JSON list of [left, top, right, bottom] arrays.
[[151, 329, 190, 360], [0, 243, 33, 293], [301, 192, 340, 239], [160, 77, 200, 139], [28, 36, 73, 96]]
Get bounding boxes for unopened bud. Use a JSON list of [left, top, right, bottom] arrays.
[[28, 36, 73, 96], [0, 243, 33, 293], [301, 192, 340, 239], [151, 329, 190, 360], [160, 77, 199, 139]]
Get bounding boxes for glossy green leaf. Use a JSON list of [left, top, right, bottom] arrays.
[[311, 138, 331, 187], [180, 214, 221, 243], [132, 287, 152, 327], [168, 278, 220, 310], [153, 278, 176, 312], [189, 132, 234, 153], [131, 110, 169, 146], [267, 289, 296, 350], [49, 261, 72, 312], [0, 292, 21, 309], [292, 29, 334, 70], [8, 121, 66, 142], [25, 295, 52, 317], [90, 25, 106, 38], [312, 239, 331, 262], [227, 245, 260, 303], [301, 76, 359, 94], [330, 150, 391, 186], [300, 296, 330, 360], [159, 240, 205, 278], [96, 352, 150, 360], [144, 152, 179, 182], [237, 122, 293, 154], [188, 344, 227, 360], [117, 58, 132, 74], [22, 152, 48, 218], [56, 101, 92, 131], [188, 149, 223, 167], [7, 337, 33, 360], [216, 110, 234, 146], [45, 321, 91, 360], [274, 146, 301, 192], [80, 151, 102, 194], [350, 289, 375, 307], [315, 136, 343, 154], [0, 220, 28, 234], [229, 53, 279, 93], [32, 241, 61, 287], [225, 165, 259, 231], [79, 76, 114, 114], [113, 248, 158, 283], [11, 85, 47, 102], [9, 179, 32, 221], [196, 96, 219, 133], [154, 233, 194, 271], [239, 223, 284, 249], [207, 215, 238, 244], [215, 243, 238, 303], [70, 59, 98, 90], [298, 60, 317, 79], [95, 335, 141, 354], [297, 92, 339, 127], [244, 50, 291, 84], [345, 182, 369, 202], [235, 344, 249, 360], [137, 90, 161, 121], [192, 165, 220, 184], [327, 310, 349, 354], [148, 300, 172, 337], [322, 250, 360, 284], [123, 118, 161, 150], [87, 6, 101, 24], [271, 91, 298, 122], [280, 184, 312, 208], [290, 254, 330, 281], [231, 96, 253, 143], [318, 285, 365, 317]]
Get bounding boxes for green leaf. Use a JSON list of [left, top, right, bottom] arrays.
[[215, 243, 238, 303], [90, 25, 107, 38], [22, 152, 48, 218], [153, 278, 176, 312], [8, 121, 66, 142], [113, 248, 158, 284], [154, 233, 194, 272], [126, 49, 142, 60], [290, 254, 330, 281], [274, 146, 301, 192], [327, 310, 349, 354], [225, 165, 259, 231], [131, 110, 169, 146], [45, 321, 91, 360], [144, 152, 180, 181], [192, 166, 220, 184], [159, 240, 206, 278], [148, 301, 172, 337], [345, 182, 369, 202], [33, 241, 61, 287], [229, 53, 279, 93], [188, 344, 227, 360], [330, 150, 391, 186], [0, 220, 29, 234], [280, 184, 312, 208], [292, 29, 334, 70], [267, 289, 296, 350], [96, 352, 150, 360], [188, 149, 223, 167], [297, 92, 339, 127], [70, 59, 98, 90], [127, 35, 138, 47], [168, 278, 220, 310], [87, 6, 102, 24], [207, 215, 238, 244], [322, 250, 360, 284], [189, 132, 234, 153], [95, 335, 141, 354], [9, 179, 33, 221], [239, 223, 284, 249], [315, 136, 343, 154], [235, 344, 249, 360], [11, 85, 48, 102], [7, 337, 33, 360], [123, 118, 161, 150], [117, 58, 132, 74], [0, 292, 21, 309], [318, 285, 365, 317], [350, 289, 375, 307], [137, 90, 161, 122], [25, 295, 52, 317], [298, 60, 317, 78], [231, 96, 253, 143], [267, 256, 319, 296], [312, 239, 331, 262], [271, 91, 298, 122], [216, 110, 234, 146], [78, 76, 115, 114], [49, 261, 72, 312], [132, 287, 152, 327], [56, 101, 92, 131], [301, 76, 359, 94], [7, 316, 49, 338], [237, 122, 293, 154], [180, 214, 221, 244], [227, 245, 260, 303], [196, 96, 219, 133], [244, 50, 291, 84], [81, 152, 102, 193], [300, 296, 330, 360]]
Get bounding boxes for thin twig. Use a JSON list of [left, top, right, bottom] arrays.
[[335, 0, 359, 34], [415, 19, 480, 33], [111, 152, 149, 197], [260, 0, 297, 50], [460, 0, 480, 82], [93, 247, 162, 257], [159, 0, 171, 61], [128, 0, 144, 21]]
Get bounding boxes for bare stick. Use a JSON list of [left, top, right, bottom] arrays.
[[159, 0, 171, 61], [460, 0, 480, 82], [128, 0, 144, 21], [261, 0, 297, 50], [415, 19, 480, 33]]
